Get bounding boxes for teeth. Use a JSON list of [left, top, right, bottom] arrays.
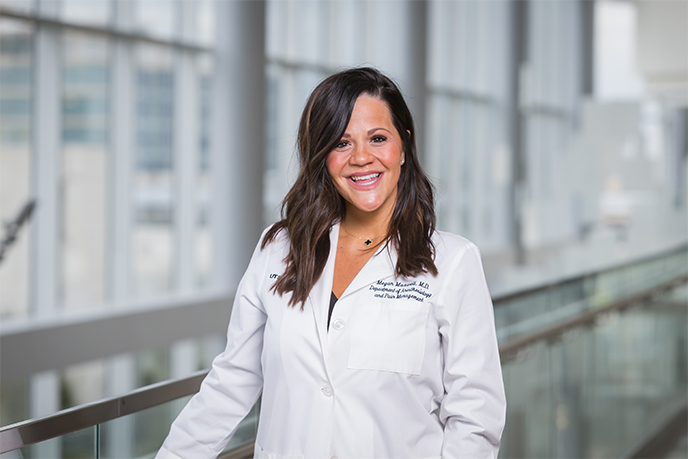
[[351, 173, 380, 182]]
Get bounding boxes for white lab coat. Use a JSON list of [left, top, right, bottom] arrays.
[[156, 223, 506, 459]]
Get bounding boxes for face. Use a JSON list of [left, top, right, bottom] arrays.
[[326, 94, 405, 220]]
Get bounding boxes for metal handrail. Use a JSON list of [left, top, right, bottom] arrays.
[[0, 370, 208, 453], [492, 242, 686, 305], [498, 272, 688, 362], [1, 246, 686, 454]]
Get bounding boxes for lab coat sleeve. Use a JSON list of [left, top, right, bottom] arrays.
[[156, 234, 270, 459], [438, 243, 506, 459]]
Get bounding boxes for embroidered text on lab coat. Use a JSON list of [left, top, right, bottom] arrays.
[[369, 279, 433, 302]]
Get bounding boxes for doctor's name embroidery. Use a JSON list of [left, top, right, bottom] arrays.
[[369, 280, 432, 302]]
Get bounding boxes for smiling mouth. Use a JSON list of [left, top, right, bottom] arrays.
[[349, 173, 381, 184]]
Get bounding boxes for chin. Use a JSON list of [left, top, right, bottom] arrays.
[[349, 199, 386, 214]]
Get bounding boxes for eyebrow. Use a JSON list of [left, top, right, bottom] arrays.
[[341, 128, 392, 138]]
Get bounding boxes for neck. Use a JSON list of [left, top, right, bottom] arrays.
[[341, 205, 393, 238]]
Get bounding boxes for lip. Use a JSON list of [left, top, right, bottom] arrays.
[[347, 172, 383, 190]]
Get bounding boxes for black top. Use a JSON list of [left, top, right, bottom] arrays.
[[328, 291, 338, 330]]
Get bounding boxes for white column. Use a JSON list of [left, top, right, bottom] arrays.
[[211, 0, 266, 289]]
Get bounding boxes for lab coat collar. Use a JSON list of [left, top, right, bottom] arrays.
[[307, 223, 338, 374], [337, 224, 398, 300], [307, 222, 399, 366], [307, 221, 399, 311]]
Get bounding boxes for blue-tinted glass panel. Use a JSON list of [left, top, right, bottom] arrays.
[[132, 43, 175, 298]]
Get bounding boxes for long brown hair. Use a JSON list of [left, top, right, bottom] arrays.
[[263, 67, 437, 307]]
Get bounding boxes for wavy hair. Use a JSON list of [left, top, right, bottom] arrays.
[[263, 67, 437, 307]]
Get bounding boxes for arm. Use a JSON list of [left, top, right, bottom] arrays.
[[156, 236, 270, 459], [438, 243, 506, 459]]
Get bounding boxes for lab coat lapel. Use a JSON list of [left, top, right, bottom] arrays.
[[306, 223, 339, 369], [340, 239, 398, 299]]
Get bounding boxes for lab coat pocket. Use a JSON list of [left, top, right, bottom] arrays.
[[348, 300, 429, 375]]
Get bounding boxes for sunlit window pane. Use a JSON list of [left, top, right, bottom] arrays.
[[134, 0, 177, 41], [61, 0, 111, 27], [196, 0, 216, 47], [0, 18, 33, 320], [133, 43, 175, 298], [426, 0, 512, 250], [60, 30, 109, 310]]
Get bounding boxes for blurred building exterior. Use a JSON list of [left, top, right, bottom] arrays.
[[0, 0, 686, 457]]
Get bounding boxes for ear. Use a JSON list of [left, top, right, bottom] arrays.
[[402, 130, 411, 165]]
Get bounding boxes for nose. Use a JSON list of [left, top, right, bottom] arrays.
[[349, 143, 374, 166]]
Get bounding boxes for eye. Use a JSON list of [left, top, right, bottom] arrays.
[[371, 135, 387, 143], [336, 140, 350, 149]]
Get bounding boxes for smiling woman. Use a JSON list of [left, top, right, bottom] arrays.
[[326, 94, 404, 221], [264, 68, 438, 308], [156, 68, 506, 459]]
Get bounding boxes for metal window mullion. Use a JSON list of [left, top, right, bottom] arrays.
[[174, 0, 198, 295], [109, 38, 134, 302], [31, 2, 60, 317], [174, 49, 198, 294]]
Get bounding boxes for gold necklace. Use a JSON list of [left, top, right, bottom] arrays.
[[340, 225, 386, 247]]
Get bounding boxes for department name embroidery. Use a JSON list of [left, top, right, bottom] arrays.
[[369, 280, 432, 302]]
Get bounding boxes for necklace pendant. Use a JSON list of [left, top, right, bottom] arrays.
[[364, 239, 372, 246]]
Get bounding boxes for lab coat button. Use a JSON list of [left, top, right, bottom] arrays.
[[332, 318, 345, 330], [322, 384, 333, 397], [331, 456, 339, 459]]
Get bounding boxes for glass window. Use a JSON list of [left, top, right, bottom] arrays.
[[522, 0, 583, 246], [61, 0, 111, 27], [0, 17, 33, 320], [132, 43, 175, 298], [134, 0, 178, 41], [427, 0, 512, 250], [195, 0, 216, 47], [60, 30, 110, 310]]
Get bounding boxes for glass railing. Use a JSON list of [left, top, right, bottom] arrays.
[[499, 283, 687, 458], [1, 244, 686, 458]]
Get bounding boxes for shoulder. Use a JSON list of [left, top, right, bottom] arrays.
[[429, 230, 486, 283], [259, 223, 289, 251], [432, 230, 480, 264]]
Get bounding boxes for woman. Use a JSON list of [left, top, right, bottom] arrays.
[[157, 67, 506, 459]]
